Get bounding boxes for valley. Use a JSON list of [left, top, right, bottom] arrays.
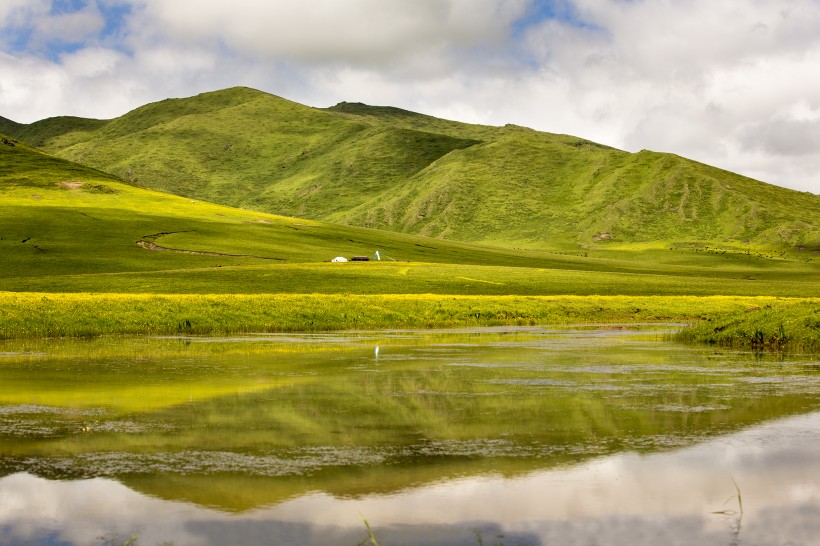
[[0, 88, 818, 351]]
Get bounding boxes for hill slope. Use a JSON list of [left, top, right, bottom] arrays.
[[4, 131, 819, 299], [0, 132, 567, 281], [2, 87, 819, 251]]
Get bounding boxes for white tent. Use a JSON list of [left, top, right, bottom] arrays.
[[331, 256, 348, 262]]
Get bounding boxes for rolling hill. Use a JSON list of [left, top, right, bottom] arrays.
[[1, 122, 819, 351], [2, 87, 818, 251], [0, 134, 576, 279], [3, 130, 818, 300]]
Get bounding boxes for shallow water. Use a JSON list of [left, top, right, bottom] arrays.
[[0, 326, 819, 545]]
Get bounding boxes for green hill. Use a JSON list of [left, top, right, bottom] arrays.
[[1, 130, 819, 347], [3, 87, 817, 251], [2, 131, 817, 297], [0, 134, 572, 282]]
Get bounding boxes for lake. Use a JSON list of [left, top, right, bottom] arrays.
[[1, 326, 819, 546]]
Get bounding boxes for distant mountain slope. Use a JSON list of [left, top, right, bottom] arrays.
[[0, 132, 585, 282], [3, 87, 819, 250]]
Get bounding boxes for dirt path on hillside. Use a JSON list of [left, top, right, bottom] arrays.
[[136, 232, 285, 261]]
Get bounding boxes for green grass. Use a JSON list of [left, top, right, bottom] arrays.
[[1, 130, 818, 346], [0, 293, 803, 339], [4, 133, 817, 296], [677, 301, 820, 352], [6, 261, 819, 297], [4, 87, 818, 250]]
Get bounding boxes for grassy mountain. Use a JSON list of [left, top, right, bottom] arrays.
[[2, 87, 819, 252], [0, 132, 564, 282], [3, 131, 818, 299]]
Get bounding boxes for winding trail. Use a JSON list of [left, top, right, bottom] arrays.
[[136, 232, 285, 261]]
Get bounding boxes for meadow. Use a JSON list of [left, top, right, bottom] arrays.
[[1, 130, 818, 349]]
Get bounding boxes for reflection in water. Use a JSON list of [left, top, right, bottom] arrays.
[[2, 412, 820, 545], [0, 327, 818, 545]]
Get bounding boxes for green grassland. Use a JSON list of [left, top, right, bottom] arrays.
[[1, 95, 819, 347], [3, 87, 818, 250], [4, 135, 816, 295]]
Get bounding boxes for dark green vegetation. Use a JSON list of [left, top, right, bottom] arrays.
[[3, 87, 818, 249], [677, 301, 820, 352], [1, 330, 818, 511], [1, 88, 819, 348]]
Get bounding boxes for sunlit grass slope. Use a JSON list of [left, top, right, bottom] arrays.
[[3, 87, 818, 251], [2, 131, 819, 345], [0, 135, 586, 279], [4, 134, 817, 297]]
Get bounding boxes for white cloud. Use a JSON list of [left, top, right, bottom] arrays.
[[506, 0, 820, 192], [0, 1, 106, 52], [0, 52, 70, 120], [132, 0, 528, 66], [32, 3, 106, 46], [1, 0, 819, 193], [60, 47, 122, 78], [0, 0, 39, 24]]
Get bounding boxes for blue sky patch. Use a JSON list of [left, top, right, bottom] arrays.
[[512, 0, 601, 37], [1, 0, 132, 62], [49, 0, 89, 15]]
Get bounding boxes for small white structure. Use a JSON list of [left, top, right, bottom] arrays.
[[331, 256, 348, 262], [374, 250, 381, 261]]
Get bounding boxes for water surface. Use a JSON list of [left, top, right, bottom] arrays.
[[0, 326, 818, 545]]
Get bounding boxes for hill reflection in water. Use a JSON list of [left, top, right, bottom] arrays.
[[0, 327, 818, 545]]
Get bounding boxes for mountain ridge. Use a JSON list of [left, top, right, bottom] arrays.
[[2, 86, 818, 251]]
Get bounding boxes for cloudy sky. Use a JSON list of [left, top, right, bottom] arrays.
[[1, 0, 819, 194]]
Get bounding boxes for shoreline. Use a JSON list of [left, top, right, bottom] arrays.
[[1, 292, 815, 352]]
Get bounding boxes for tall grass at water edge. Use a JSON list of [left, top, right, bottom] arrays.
[[0, 292, 809, 341], [676, 301, 820, 353]]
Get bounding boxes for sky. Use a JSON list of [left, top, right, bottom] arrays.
[[1, 0, 819, 194]]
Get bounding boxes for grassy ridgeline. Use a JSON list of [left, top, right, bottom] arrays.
[[677, 301, 820, 352], [0, 292, 806, 340], [5, 87, 819, 250]]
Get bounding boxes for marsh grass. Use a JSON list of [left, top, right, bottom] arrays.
[[0, 292, 807, 340], [358, 514, 380, 546], [676, 301, 819, 352]]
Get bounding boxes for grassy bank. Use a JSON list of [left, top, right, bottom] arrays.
[[0, 292, 807, 340], [677, 300, 820, 352]]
